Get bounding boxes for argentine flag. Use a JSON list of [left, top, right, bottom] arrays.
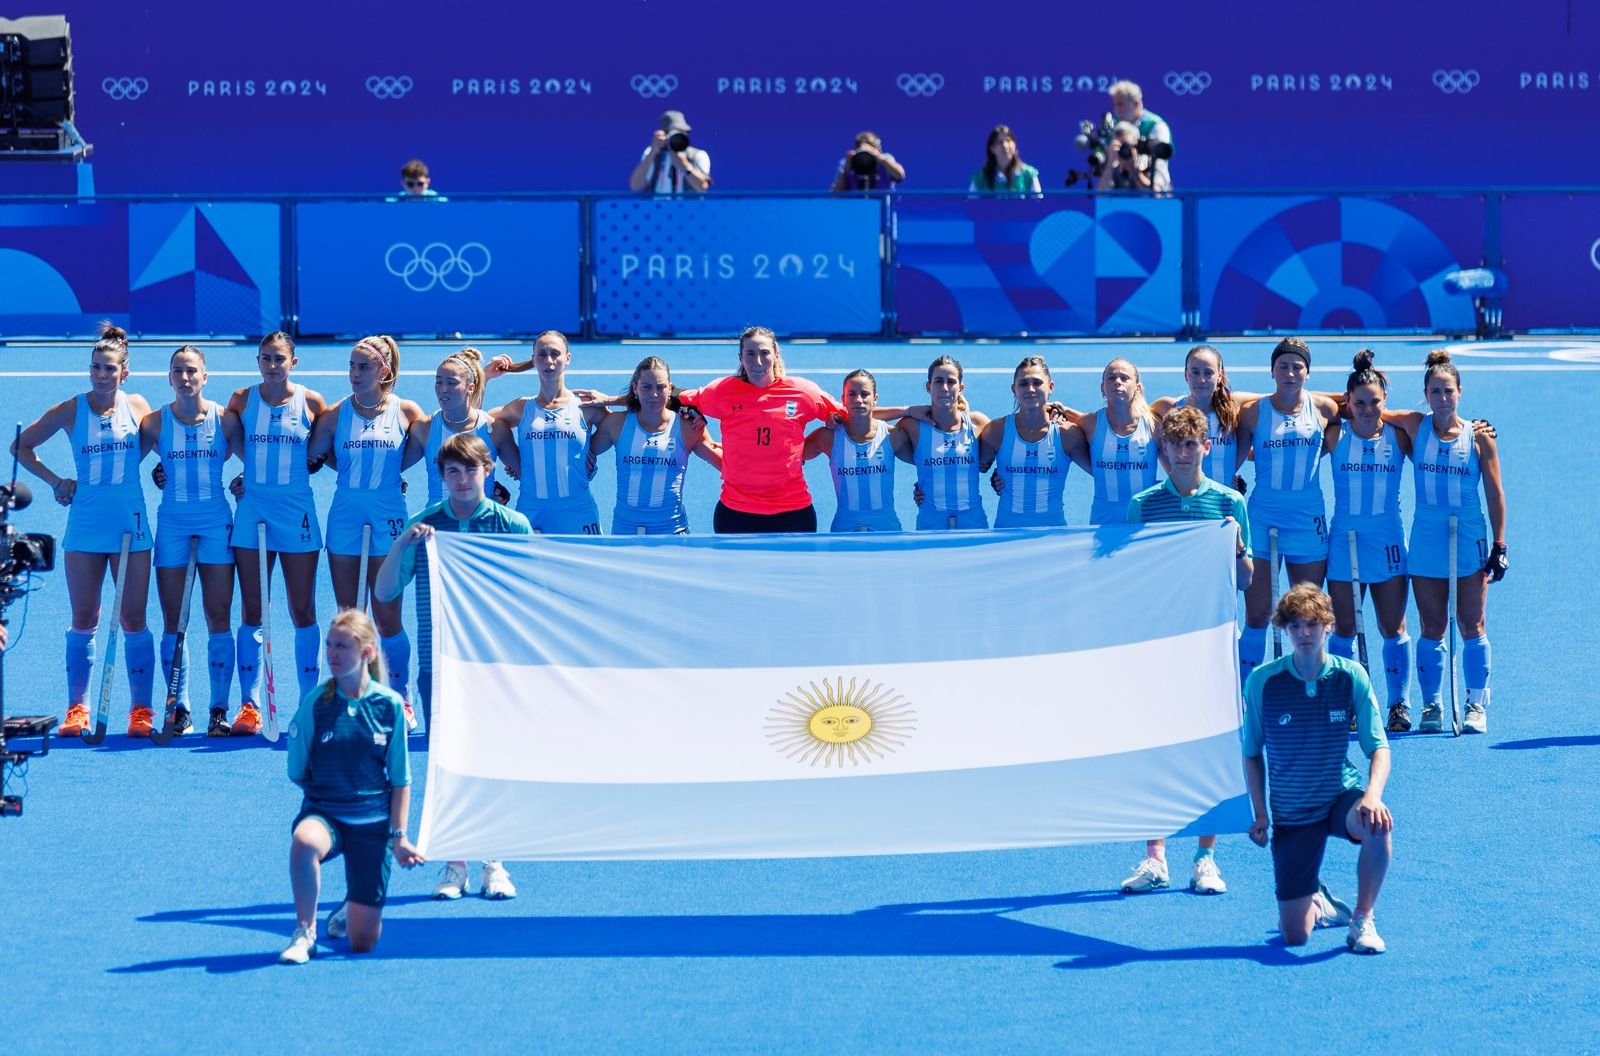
[[417, 525, 1251, 860]]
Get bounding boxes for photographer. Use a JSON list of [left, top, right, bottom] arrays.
[[629, 110, 712, 195], [831, 131, 905, 193], [1097, 80, 1171, 192]]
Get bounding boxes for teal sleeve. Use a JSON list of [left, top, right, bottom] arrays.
[[387, 702, 411, 788], [508, 509, 533, 534], [1350, 662, 1389, 757], [1126, 494, 1145, 524], [1233, 494, 1251, 553], [285, 689, 317, 785], [1240, 669, 1265, 757]]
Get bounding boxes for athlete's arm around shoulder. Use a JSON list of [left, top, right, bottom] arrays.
[[976, 417, 1007, 471], [138, 405, 164, 456], [890, 417, 919, 463], [588, 410, 626, 457], [801, 426, 832, 462], [305, 398, 340, 469], [1234, 395, 1264, 435], [1477, 431, 1507, 545]]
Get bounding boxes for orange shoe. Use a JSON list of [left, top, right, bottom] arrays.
[[127, 707, 155, 738], [60, 703, 91, 737], [231, 703, 263, 736]]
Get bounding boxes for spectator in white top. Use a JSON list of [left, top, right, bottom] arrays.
[[629, 110, 712, 195]]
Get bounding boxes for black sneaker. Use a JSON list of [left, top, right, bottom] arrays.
[[1387, 703, 1412, 733], [207, 707, 231, 737], [171, 706, 193, 736]]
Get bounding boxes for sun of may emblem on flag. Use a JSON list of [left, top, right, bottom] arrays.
[[765, 677, 916, 767]]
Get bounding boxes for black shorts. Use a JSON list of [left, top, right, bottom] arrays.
[[713, 501, 817, 534], [1270, 786, 1365, 902], [293, 807, 393, 908]]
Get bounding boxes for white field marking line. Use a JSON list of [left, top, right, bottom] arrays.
[[4, 363, 1600, 379]]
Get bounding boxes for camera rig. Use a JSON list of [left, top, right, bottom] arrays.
[[1, 424, 59, 818], [1064, 110, 1174, 189]]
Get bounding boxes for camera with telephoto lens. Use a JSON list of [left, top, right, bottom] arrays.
[[1063, 111, 1116, 187], [849, 149, 879, 177], [667, 130, 691, 153]]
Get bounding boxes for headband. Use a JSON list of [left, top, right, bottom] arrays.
[[1270, 342, 1311, 368]]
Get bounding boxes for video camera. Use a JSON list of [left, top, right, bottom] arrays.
[[1, 430, 59, 819], [1064, 111, 1174, 188]]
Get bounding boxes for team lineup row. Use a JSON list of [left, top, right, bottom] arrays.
[[11, 326, 1506, 743]]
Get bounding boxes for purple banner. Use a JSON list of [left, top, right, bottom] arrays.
[[1197, 195, 1484, 333], [1499, 194, 1600, 329], [31, 0, 1600, 197], [894, 197, 1181, 335]]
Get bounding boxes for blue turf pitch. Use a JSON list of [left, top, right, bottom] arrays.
[[1, 337, 1598, 1053]]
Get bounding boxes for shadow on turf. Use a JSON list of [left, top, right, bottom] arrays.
[[1489, 734, 1600, 750], [45, 736, 288, 752], [109, 889, 1341, 973]]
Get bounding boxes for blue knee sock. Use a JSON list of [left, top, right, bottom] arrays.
[[207, 632, 235, 709], [125, 629, 156, 708], [1239, 625, 1267, 686], [1328, 633, 1355, 660], [294, 623, 322, 696], [65, 629, 95, 705], [1462, 634, 1491, 692], [1382, 634, 1411, 705], [237, 624, 262, 705], [160, 632, 189, 708], [381, 632, 411, 701], [1416, 636, 1446, 703]]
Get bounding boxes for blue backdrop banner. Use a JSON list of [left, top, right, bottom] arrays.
[[1197, 196, 1483, 333], [0, 201, 280, 337], [592, 198, 882, 335], [893, 197, 1182, 335], [1498, 194, 1600, 330], [294, 201, 580, 336]]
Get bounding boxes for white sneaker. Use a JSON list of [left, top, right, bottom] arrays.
[[1463, 689, 1488, 734], [481, 860, 518, 901], [1347, 913, 1386, 954], [433, 861, 470, 900], [1418, 701, 1443, 733], [325, 901, 348, 939], [1189, 855, 1227, 895], [1120, 856, 1170, 893], [278, 925, 316, 965], [1313, 883, 1353, 929]]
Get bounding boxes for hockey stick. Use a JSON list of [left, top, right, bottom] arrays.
[[357, 523, 372, 614], [1448, 515, 1462, 737], [1268, 527, 1282, 659], [1347, 530, 1369, 733], [82, 531, 133, 745], [260, 523, 281, 742], [151, 537, 201, 745]]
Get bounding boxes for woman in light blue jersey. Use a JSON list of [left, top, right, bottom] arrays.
[[589, 356, 722, 534], [803, 369, 912, 532], [979, 357, 1088, 529], [894, 356, 991, 530], [307, 335, 427, 720], [1234, 338, 1343, 687], [1385, 350, 1506, 734], [139, 346, 242, 736], [13, 323, 157, 737], [1323, 350, 1414, 733], [1152, 345, 1247, 489], [492, 330, 609, 534], [223, 333, 331, 735], [1079, 358, 1159, 525], [404, 348, 516, 508]]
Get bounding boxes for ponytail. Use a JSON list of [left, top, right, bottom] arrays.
[[441, 347, 487, 410], [354, 335, 401, 394]]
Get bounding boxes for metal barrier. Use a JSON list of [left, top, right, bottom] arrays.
[[0, 189, 1596, 339]]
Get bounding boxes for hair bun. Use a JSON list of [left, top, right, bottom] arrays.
[[455, 347, 483, 364], [1424, 349, 1453, 368], [98, 322, 128, 344], [1352, 349, 1375, 371]]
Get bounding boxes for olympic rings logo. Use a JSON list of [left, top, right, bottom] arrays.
[[630, 74, 679, 99], [896, 73, 944, 98], [1163, 70, 1212, 96], [384, 242, 492, 293], [102, 77, 149, 101], [366, 75, 414, 100], [1432, 69, 1480, 94]]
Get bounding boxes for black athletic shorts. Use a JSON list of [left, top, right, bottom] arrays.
[[293, 807, 393, 908], [712, 501, 817, 534], [1270, 786, 1365, 902]]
